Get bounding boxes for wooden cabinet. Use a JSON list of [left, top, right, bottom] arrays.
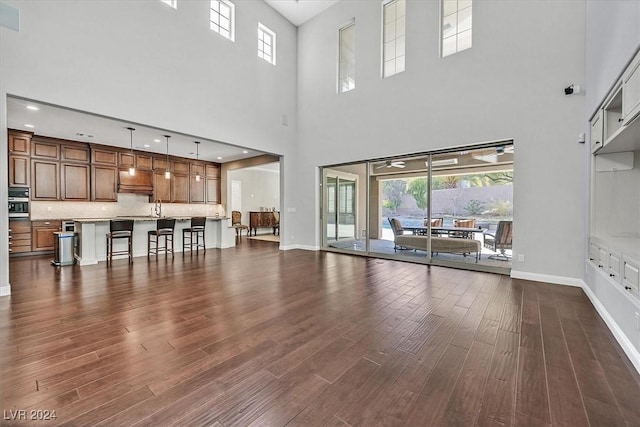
[[249, 211, 279, 236], [9, 131, 31, 187], [206, 177, 220, 204], [154, 171, 171, 202], [189, 176, 205, 203], [61, 163, 90, 201], [171, 160, 190, 174], [622, 49, 640, 125], [92, 166, 118, 201], [92, 147, 118, 166], [9, 131, 31, 155], [31, 140, 60, 160], [153, 157, 169, 171], [171, 174, 189, 203], [9, 219, 31, 254], [206, 164, 220, 178], [61, 144, 90, 163], [32, 220, 61, 252], [9, 155, 30, 187], [31, 159, 59, 200], [136, 154, 153, 170], [119, 152, 135, 168], [191, 163, 205, 176]]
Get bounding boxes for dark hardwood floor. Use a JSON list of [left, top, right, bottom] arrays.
[[1, 241, 639, 426]]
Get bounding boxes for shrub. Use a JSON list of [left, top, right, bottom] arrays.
[[464, 199, 484, 215]]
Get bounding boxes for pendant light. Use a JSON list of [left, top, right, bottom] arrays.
[[127, 127, 136, 176], [194, 141, 201, 182], [164, 135, 171, 179]]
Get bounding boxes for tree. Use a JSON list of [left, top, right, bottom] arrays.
[[406, 177, 429, 213], [382, 180, 406, 213]]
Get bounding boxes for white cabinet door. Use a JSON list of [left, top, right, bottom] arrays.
[[622, 255, 639, 294], [590, 109, 603, 153], [622, 50, 640, 125], [608, 251, 622, 283]]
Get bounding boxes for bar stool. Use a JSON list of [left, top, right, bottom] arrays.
[[106, 219, 134, 264], [148, 218, 176, 258], [182, 217, 206, 254]]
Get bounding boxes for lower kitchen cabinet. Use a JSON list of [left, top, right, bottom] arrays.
[[9, 219, 32, 254], [32, 220, 61, 252]]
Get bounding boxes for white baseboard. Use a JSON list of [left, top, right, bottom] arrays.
[[280, 244, 319, 251], [511, 269, 640, 374], [0, 284, 10, 297], [580, 281, 640, 374], [510, 270, 584, 287]]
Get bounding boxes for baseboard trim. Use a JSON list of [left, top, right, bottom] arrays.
[[510, 270, 583, 287], [0, 284, 10, 297], [511, 269, 640, 374], [280, 244, 319, 251]]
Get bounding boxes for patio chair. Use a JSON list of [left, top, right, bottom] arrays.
[[484, 220, 513, 260], [451, 218, 476, 239]]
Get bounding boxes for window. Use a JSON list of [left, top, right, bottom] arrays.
[[338, 21, 356, 93], [382, 0, 405, 78], [210, 0, 234, 41], [441, 0, 472, 57], [258, 23, 276, 65], [161, 0, 177, 8]]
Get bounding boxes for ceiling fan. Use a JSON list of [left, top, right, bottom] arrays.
[[376, 160, 406, 169]]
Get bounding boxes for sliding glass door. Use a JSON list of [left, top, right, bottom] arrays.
[[322, 165, 367, 252], [320, 142, 514, 274]]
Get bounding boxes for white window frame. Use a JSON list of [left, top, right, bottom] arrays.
[[441, 0, 472, 57], [258, 23, 276, 66], [338, 20, 356, 94], [382, 0, 406, 78], [210, 0, 235, 42], [161, 0, 177, 9]]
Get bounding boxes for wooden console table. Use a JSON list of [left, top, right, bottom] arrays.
[[249, 211, 279, 236]]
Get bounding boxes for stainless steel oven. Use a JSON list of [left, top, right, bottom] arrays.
[[8, 187, 29, 218]]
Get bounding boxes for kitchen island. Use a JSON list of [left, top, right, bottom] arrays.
[[74, 217, 234, 265]]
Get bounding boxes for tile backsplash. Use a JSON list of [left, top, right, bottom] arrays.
[[31, 193, 225, 220]]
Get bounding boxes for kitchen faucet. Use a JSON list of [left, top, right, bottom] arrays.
[[154, 199, 162, 218]]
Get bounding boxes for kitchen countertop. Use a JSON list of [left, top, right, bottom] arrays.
[[72, 216, 228, 223]]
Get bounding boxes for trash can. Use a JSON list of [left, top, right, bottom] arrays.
[[52, 231, 77, 266]]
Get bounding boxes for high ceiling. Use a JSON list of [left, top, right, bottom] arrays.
[[264, 0, 340, 26], [7, 96, 266, 163]]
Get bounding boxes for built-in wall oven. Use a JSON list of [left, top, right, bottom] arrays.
[[8, 187, 29, 218]]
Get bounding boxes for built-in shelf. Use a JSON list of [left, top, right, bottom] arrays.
[[599, 114, 640, 154]]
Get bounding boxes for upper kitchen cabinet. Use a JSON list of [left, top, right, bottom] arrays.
[[31, 159, 59, 200], [61, 163, 90, 201], [206, 164, 221, 178], [91, 147, 119, 166], [171, 160, 190, 174], [31, 139, 60, 160], [136, 154, 153, 170], [61, 143, 90, 163], [8, 130, 31, 155], [171, 174, 189, 203], [189, 175, 205, 203], [622, 49, 640, 125], [119, 152, 135, 168], [153, 171, 171, 202], [92, 165, 117, 202], [206, 177, 220, 204], [9, 155, 30, 187]]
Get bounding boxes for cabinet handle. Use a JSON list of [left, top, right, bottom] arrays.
[[45, 222, 50, 225], [589, 257, 594, 261], [618, 118, 624, 122], [624, 286, 632, 290], [609, 274, 615, 277], [598, 264, 603, 268]]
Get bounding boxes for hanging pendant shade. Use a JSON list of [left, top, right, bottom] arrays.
[[194, 141, 201, 182], [127, 127, 136, 176], [164, 135, 171, 179]]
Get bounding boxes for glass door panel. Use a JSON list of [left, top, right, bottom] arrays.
[[321, 164, 367, 253], [368, 155, 432, 263]]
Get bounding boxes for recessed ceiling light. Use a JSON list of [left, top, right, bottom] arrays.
[[154, 139, 161, 143], [26, 105, 39, 111], [242, 150, 249, 154], [24, 124, 34, 128], [143, 144, 151, 148], [217, 156, 223, 160]]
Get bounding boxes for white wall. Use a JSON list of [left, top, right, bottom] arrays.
[[294, 0, 587, 279], [229, 167, 280, 233], [0, 0, 297, 292]]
